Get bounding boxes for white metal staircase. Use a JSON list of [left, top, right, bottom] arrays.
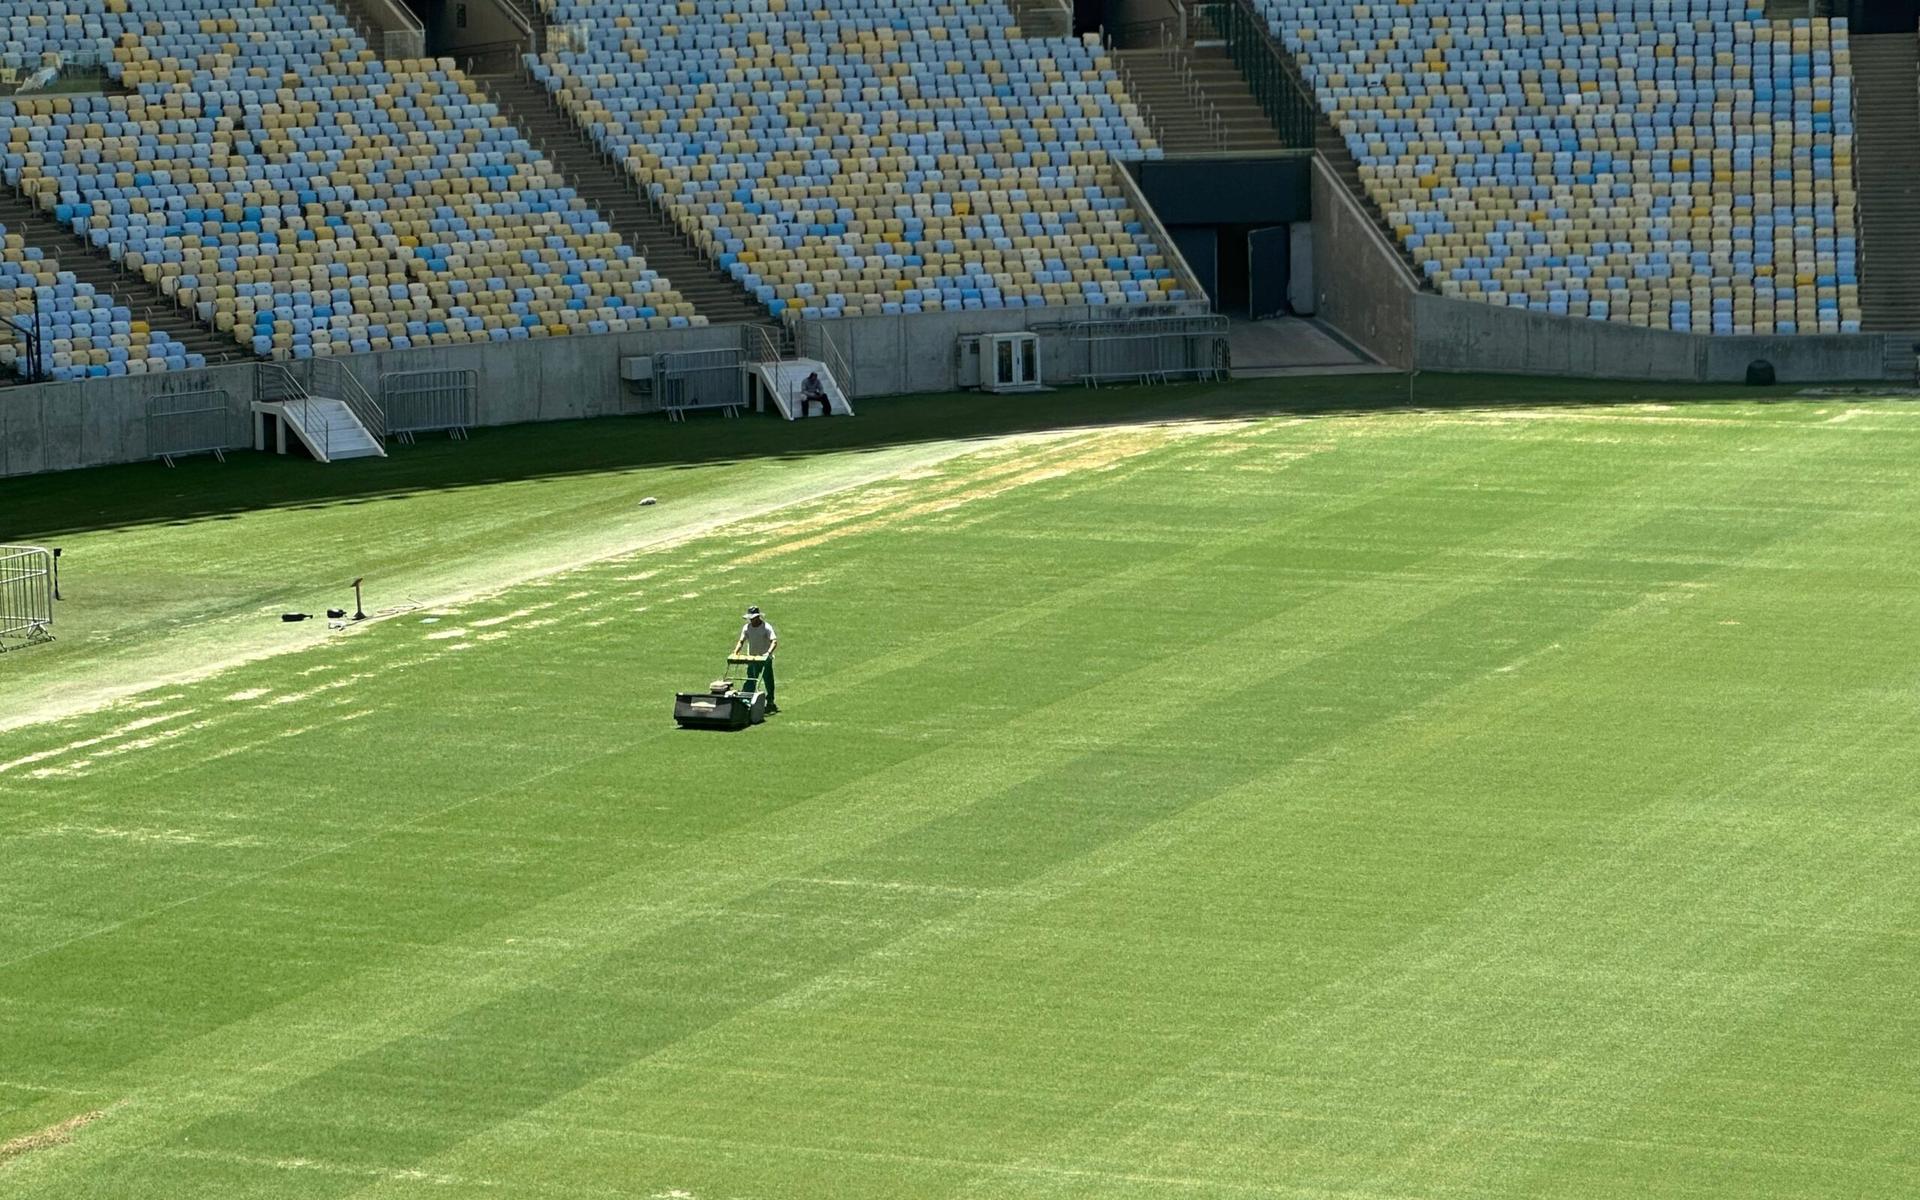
[[751, 359, 855, 420], [745, 324, 857, 420], [253, 363, 388, 463]]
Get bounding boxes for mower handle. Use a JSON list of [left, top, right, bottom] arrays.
[[727, 654, 768, 664]]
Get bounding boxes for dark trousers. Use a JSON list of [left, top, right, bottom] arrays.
[[744, 657, 775, 701], [801, 391, 831, 417]]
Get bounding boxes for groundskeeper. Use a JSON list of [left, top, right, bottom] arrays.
[[732, 605, 778, 712]]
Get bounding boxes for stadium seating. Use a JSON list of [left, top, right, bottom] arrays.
[[1266, 1, 1860, 334], [0, 0, 701, 363], [527, 0, 1184, 320], [1, 221, 204, 380]]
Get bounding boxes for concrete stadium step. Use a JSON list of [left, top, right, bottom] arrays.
[[1851, 35, 1920, 332], [477, 71, 770, 328], [1116, 44, 1288, 156], [0, 187, 242, 363], [273, 395, 386, 462], [1005, 0, 1072, 38], [1883, 332, 1920, 383]]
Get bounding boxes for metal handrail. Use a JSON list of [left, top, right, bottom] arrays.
[[495, 0, 534, 42], [314, 358, 386, 444], [1165, 44, 1228, 149], [746, 322, 784, 364], [814, 322, 855, 400], [1108, 52, 1164, 148], [1196, 0, 1317, 149], [256, 362, 331, 460]]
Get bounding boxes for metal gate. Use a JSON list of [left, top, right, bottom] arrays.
[[381, 369, 479, 441]]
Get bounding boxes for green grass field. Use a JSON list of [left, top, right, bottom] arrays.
[[3, 377, 1918, 1198]]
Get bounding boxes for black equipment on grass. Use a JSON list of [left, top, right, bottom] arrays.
[[674, 655, 772, 730]]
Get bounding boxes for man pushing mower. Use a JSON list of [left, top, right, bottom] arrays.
[[732, 605, 779, 713]]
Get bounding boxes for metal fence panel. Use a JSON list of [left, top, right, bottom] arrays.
[[0, 545, 54, 645], [1051, 316, 1232, 386], [658, 349, 747, 419], [145, 389, 238, 464], [382, 369, 479, 436]]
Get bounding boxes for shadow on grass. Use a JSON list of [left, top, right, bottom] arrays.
[[0, 372, 1858, 540]]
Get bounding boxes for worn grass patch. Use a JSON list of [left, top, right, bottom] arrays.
[[0, 1110, 105, 1165]]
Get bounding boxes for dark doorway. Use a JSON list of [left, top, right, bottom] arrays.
[[1248, 226, 1290, 319], [1215, 226, 1251, 316]]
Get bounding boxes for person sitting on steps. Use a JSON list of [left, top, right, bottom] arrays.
[[799, 370, 832, 418]]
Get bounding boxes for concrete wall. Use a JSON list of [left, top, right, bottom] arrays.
[[0, 363, 257, 481], [312, 323, 740, 425], [1309, 158, 1417, 368], [1106, 0, 1181, 44], [810, 302, 1210, 398], [0, 323, 733, 479], [1411, 294, 1890, 383], [0, 308, 1219, 479]]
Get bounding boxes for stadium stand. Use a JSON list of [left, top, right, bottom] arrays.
[[524, 0, 1187, 320], [1265, 0, 1862, 335], [0, 0, 703, 366], [2, 220, 204, 380]]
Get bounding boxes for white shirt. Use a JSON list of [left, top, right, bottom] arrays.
[[739, 619, 776, 656]]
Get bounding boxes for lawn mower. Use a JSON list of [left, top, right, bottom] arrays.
[[673, 655, 771, 730]]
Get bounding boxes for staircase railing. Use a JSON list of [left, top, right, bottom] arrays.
[[1195, 0, 1317, 149], [312, 358, 386, 445], [1011, 0, 1074, 38], [1165, 44, 1228, 148], [491, 0, 539, 54], [255, 362, 334, 460], [808, 322, 856, 400], [349, 0, 425, 59], [3, 293, 44, 384], [745, 322, 785, 365], [1108, 52, 1164, 148]]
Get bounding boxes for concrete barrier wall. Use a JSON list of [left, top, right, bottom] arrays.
[[0, 325, 737, 479], [1309, 158, 1417, 369], [815, 302, 1210, 398], [2, 307, 1217, 478], [0, 362, 259, 480], [1411, 293, 1889, 382], [315, 323, 741, 426]]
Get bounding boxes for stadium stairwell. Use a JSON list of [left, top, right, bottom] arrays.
[[1006, 0, 1074, 39], [1113, 42, 1278, 153], [1188, 0, 1428, 287], [0, 187, 238, 365], [477, 71, 776, 332], [1850, 31, 1920, 375]]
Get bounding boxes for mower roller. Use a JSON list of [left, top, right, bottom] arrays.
[[673, 655, 771, 730]]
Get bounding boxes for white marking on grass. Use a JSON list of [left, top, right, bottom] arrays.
[[223, 688, 272, 703], [471, 609, 533, 628], [36, 825, 262, 849], [0, 713, 198, 777], [424, 629, 468, 641]]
